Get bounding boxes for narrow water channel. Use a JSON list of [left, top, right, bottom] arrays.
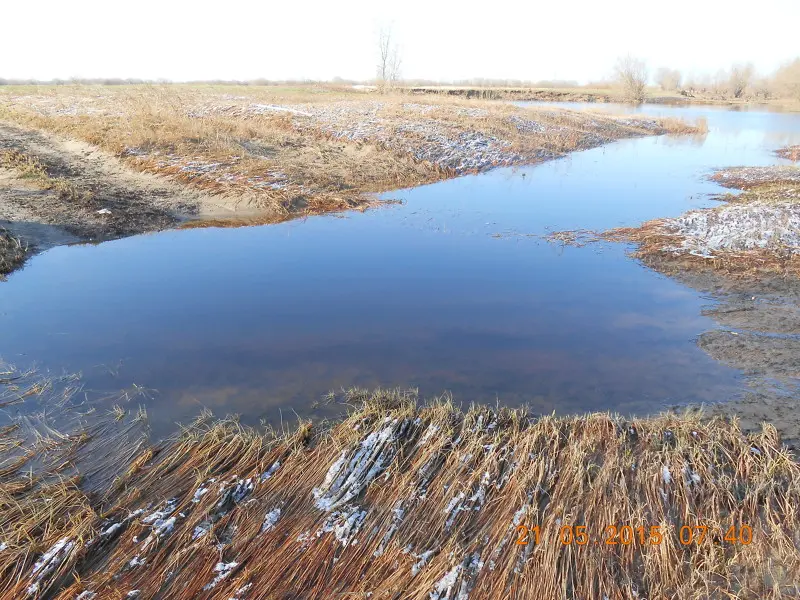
[[2, 103, 799, 434]]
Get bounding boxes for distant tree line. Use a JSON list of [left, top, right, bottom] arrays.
[[3, 51, 800, 106], [615, 56, 800, 103]]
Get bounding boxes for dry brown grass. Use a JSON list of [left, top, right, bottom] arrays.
[[0, 86, 702, 224], [0, 228, 28, 277], [1, 384, 798, 600], [0, 149, 87, 202], [777, 146, 800, 162], [606, 222, 800, 279]]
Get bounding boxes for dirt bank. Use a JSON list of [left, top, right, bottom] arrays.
[[405, 86, 618, 103], [0, 121, 243, 267], [0, 227, 27, 277]]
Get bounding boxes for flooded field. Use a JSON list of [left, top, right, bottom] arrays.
[[2, 102, 799, 435]]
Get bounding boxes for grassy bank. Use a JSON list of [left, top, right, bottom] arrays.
[[1, 378, 798, 599], [608, 156, 800, 279], [0, 85, 702, 230]]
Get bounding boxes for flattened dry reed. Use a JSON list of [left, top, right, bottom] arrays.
[[1, 389, 798, 599]]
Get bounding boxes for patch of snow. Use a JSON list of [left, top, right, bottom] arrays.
[[260, 460, 281, 482], [229, 583, 253, 599], [141, 498, 178, 524], [412, 550, 436, 576], [127, 555, 146, 569], [658, 202, 800, 258], [193, 524, 210, 540], [100, 523, 122, 538], [203, 561, 239, 590], [142, 516, 176, 551], [249, 104, 311, 117], [313, 419, 409, 511], [662, 465, 672, 485], [261, 507, 281, 533], [374, 502, 406, 557], [27, 537, 74, 594], [317, 505, 367, 547]]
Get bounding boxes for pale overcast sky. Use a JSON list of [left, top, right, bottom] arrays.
[[3, 0, 798, 83]]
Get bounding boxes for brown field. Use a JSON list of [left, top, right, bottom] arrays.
[[0, 85, 702, 234], [1, 376, 798, 600]]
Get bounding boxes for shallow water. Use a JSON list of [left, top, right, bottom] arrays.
[[2, 103, 800, 434]]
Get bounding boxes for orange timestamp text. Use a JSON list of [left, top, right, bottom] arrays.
[[515, 523, 753, 547]]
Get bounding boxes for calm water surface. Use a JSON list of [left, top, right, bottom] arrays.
[[2, 103, 800, 433]]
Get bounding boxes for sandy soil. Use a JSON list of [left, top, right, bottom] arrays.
[[0, 121, 253, 267]]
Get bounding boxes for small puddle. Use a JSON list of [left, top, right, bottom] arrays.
[[2, 103, 800, 435]]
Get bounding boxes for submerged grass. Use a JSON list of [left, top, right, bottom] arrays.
[[1, 378, 798, 600], [0, 227, 28, 277]]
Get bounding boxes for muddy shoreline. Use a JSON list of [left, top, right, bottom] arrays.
[[609, 157, 800, 448], [0, 121, 231, 263]]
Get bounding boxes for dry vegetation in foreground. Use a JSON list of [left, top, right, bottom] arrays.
[[1, 372, 798, 600], [0, 227, 28, 277], [606, 160, 800, 279], [0, 86, 703, 227]]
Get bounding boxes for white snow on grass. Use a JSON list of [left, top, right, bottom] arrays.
[[316, 505, 367, 547], [313, 419, 409, 512], [261, 507, 281, 533], [27, 537, 75, 595], [203, 561, 239, 590], [260, 460, 281, 482], [657, 202, 800, 258], [662, 465, 672, 485], [249, 104, 311, 117]]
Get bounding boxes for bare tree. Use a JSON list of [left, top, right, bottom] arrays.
[[655, 67, 682, 92], [728, 63, 754, 99], [613, 55, 648, 104], [774, 58, 800, 101], [377, 26, 402, 91]]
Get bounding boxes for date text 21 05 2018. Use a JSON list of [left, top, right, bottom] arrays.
[[515, 524, 753, 547]]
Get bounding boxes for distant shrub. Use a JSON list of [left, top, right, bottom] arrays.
[[774, 58, 800, 101], [613, 55, 648, 104], [728, 63, 754, 99], [655, 68, 682, 91]]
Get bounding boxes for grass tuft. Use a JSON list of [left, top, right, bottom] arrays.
[[0, 149, 88, 202]]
